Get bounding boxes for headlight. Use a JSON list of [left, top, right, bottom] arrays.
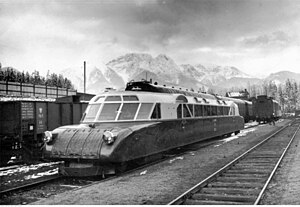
[[43, 131, 52, 143], [102, 131, 116, 145]]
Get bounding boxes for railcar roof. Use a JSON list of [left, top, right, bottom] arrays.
[[90, 90, 232, 106], [91, 91, 180, 103], [221, 96, 252, 104]]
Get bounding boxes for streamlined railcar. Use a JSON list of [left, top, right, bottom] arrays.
[[43, 81, 244, 177]]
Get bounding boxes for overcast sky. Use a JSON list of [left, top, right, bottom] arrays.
[[1, 0, 300, 77]]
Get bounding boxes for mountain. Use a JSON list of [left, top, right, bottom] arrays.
[[61, 63, 125, 94], [265, 71, 300, 85], [106, 53, 183, 85], [87, 66, 125, 94], [60, 67, 85, 92], [59, 53, 298, 95], [181, 64, 255, 88], [106, 53, 256, 91]]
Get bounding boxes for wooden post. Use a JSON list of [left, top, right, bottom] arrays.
[[45, 85, 48, 97], [84, 61, 86, 100], [6, 80, 8, 95], [33, 84, 35, 97], [20, 82, 22, 96]]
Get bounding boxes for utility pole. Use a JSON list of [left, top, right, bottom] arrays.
[[84, 61, 86, 94]]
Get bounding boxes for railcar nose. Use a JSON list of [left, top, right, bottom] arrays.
[[50, 128, 105, 159]]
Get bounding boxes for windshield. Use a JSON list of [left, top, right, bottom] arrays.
[[98, 103, 121, 121], [118, 103, 139, 120], [83, 104, 101, 122], [82, 102, 155, 122]]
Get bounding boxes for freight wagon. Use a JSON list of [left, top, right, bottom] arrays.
[[0, 95, 90, 166], [220, 97, 253, 123], [252, 95, 281, 123]]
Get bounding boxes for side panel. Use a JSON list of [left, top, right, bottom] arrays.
[[237, 102, 246, 117], [61, 103, 72, 126], [48, 103, 61, 131], [0, 102, 20, 135], [109, 116, 244, 162], [72, 104, 84, 124]]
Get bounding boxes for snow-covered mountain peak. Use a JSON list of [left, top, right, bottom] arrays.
[[107, 53, 152, 66], [59, 52, 299, 94], [155, 54, 172, 62]]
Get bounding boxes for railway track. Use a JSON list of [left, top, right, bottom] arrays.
[[168, 120, 299, 205], [0, 174, 61, 196]]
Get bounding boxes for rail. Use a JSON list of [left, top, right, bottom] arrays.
[[0, 174, 61, 196]]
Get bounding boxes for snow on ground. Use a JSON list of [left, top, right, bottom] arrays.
[[214, 127, 257, 147], [0, 162, 61, 177], [23, 168, 58, 180]]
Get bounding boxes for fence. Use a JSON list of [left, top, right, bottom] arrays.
[[0, 81, 77, 98]]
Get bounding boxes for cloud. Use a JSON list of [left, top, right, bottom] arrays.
[[241, 31, 292, 47], [1, 0, 300, 76]]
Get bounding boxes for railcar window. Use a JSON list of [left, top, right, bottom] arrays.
[[223, 107, 230, 115], [118, 103, 139, 120], [177, 104, 182, 118], [136, 103, 153, 120], [183, 104, 192, 118], [151, 103, 161, 119], [203, 105, 209, 116], [176, 95, 188, 103], [211, 106, 217, 116], [217, 106, 223, 115], [188, 104, 194, 117], [105, 96, 121, 102], [98, 103, 121, 120], [84, 104, 101, 121], [123, 95, 139, 101], [194, 105, 203, 117]]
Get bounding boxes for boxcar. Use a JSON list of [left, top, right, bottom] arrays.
[[220, 97, 253, 123], [252, 95, 281, 123], [0, 96, 89, 166]]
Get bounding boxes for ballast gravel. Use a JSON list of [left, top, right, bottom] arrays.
[[32, 119, 299, 205]]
